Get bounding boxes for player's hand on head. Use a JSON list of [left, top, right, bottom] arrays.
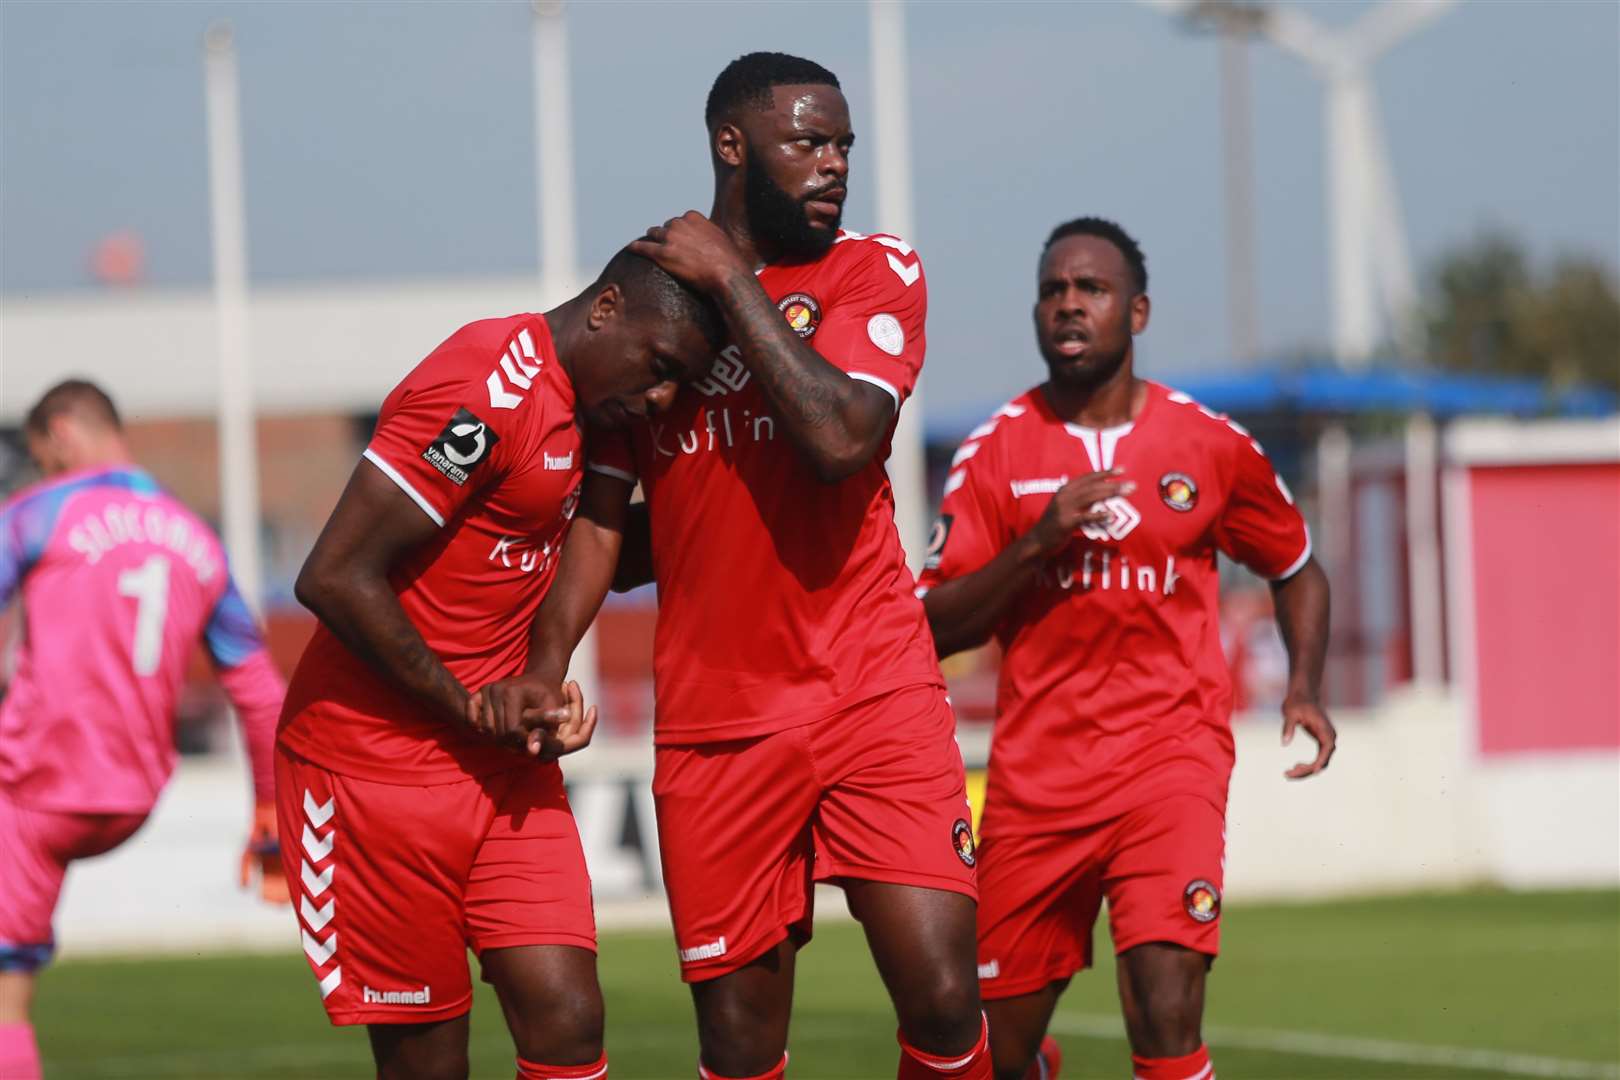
[[239, 800, 290, 905], [628, 211, 749, 293], [1030, 469, 1134, 554], [1281, 696, 1336, 780]]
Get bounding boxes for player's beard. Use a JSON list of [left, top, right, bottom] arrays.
[[744, 147, 839, 260], [1042, 326, 1131, 392]]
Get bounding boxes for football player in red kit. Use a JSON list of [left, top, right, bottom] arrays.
[[917, 218, 1337, 1080], [276, 249, 723, 1080], [477, 53, 988, 1080]]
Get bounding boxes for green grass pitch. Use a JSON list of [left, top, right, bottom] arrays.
[[35, 889, 1619, 1079]]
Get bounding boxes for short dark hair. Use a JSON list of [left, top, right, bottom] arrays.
[[706, 52, 840, 129], [596, 248, 726, 350], [25, 378, 122, 436], [1042, 217, 1148, 294]]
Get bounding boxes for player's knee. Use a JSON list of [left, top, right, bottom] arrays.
[[1132, 982, 1201, 1057], [512, 985, 604, 1064], [375, 1041, 469, 1080], [695, 995, 789, 1072], [0, 973, 36, 1023], [897, 971, 982, 1054]]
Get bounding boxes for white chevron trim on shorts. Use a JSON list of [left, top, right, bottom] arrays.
[[302, 928, 337, 967], [298, 786, 341, 1001], [318, 966, 343, 999], [300, 895, 335, 933], [301, 823, 334, 861], [301, 860, 334, 897], [303, 790, 335, 827]]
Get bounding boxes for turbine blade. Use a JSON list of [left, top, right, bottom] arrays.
[[1261, 5, 1336, 71], [1348, 0, 1457, 63]]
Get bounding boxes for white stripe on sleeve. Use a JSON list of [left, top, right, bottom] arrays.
[[361, 449, 445, 527]]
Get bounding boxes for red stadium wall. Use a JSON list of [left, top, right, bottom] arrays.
[[1446, 422, 1620, 757]]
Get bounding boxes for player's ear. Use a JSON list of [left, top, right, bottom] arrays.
[[712, 121, 745, 170], [1130, 292, 1151, 335], [588, 283, 625, 330]]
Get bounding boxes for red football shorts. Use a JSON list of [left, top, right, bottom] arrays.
[[0, 789, 145, 969], [274, 746, 596, 1026], [975, 794, 1225, 1000], [653, 684, 978, 983]]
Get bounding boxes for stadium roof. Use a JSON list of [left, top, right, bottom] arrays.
[[925, 365, 1620, 444]]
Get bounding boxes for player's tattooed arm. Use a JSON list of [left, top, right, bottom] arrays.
[[922, 471, 1125, 657], [631, 212, 892, 483], [295, 461, 471, 727], [1270, 556, 1336, 779]]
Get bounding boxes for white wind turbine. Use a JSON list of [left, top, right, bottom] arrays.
[[1143, 0, 1455, 365]]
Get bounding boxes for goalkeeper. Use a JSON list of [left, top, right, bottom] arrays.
[[0, 380, 287, 1080]]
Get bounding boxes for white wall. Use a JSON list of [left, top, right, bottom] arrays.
[[0, 278, 544, 422], [55, 691, 1618, 958]]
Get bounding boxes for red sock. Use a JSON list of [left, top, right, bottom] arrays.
[[1022, 1034, 1062, 1079], [1131, 1044, 1212, 1080], [0, 1022, 42, 1080], [516, 1051, 607, 1079], [698, 1051, 788, 1080], [897, 1014, 992, 1079]]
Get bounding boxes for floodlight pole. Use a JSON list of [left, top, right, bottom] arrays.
[[203, 23, 264, 612], [531, 1, 598, 709], [1219, 28, 1261, 363], [869, 0, 929, 571]]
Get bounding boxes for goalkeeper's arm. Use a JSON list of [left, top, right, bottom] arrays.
[[204, 577, 290, 903]]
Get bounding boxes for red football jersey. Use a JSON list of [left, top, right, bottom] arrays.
[[916, 381, 1310, 835], [279, 315, 583, 784], [589, 230, 943, 743]]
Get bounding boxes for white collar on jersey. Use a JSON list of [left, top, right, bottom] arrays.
[[1062, 422, 1135, 473]]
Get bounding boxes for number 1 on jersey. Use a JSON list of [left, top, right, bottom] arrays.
[[117, 555, 171, 676]]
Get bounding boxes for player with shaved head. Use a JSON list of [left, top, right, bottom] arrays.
[[275, 248, 723, 1080]]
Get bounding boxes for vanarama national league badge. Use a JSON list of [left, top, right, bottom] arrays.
[[778, 293, 821, 339]]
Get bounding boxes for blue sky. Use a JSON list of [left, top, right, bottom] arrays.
[[3, 0, 1615, 414]]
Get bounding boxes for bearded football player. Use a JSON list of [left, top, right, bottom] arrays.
[[477, 52, 989, 1080]]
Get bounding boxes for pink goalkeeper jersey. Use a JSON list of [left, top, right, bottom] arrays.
[[0, 465, 283, 814]]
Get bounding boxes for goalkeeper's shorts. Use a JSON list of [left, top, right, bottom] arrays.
[[0, 787, 145, 971]]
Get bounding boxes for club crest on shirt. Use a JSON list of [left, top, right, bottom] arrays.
[[1160, 472, 1199, 512], [1184, 879, 1220, 923], [422, 408, 500, 487], [778, 293, 821, 339], [952, 819, 977, 867]]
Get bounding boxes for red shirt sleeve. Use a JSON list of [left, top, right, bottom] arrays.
[[585, 423, 638, 485], [362, 348, 519, 527], [812, 235, 928, 411], [915, 432, 1013, 596], [1213, 432, 1312, 579]]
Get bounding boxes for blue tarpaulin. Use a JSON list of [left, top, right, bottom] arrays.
[[925, 364, 1618, 444]]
